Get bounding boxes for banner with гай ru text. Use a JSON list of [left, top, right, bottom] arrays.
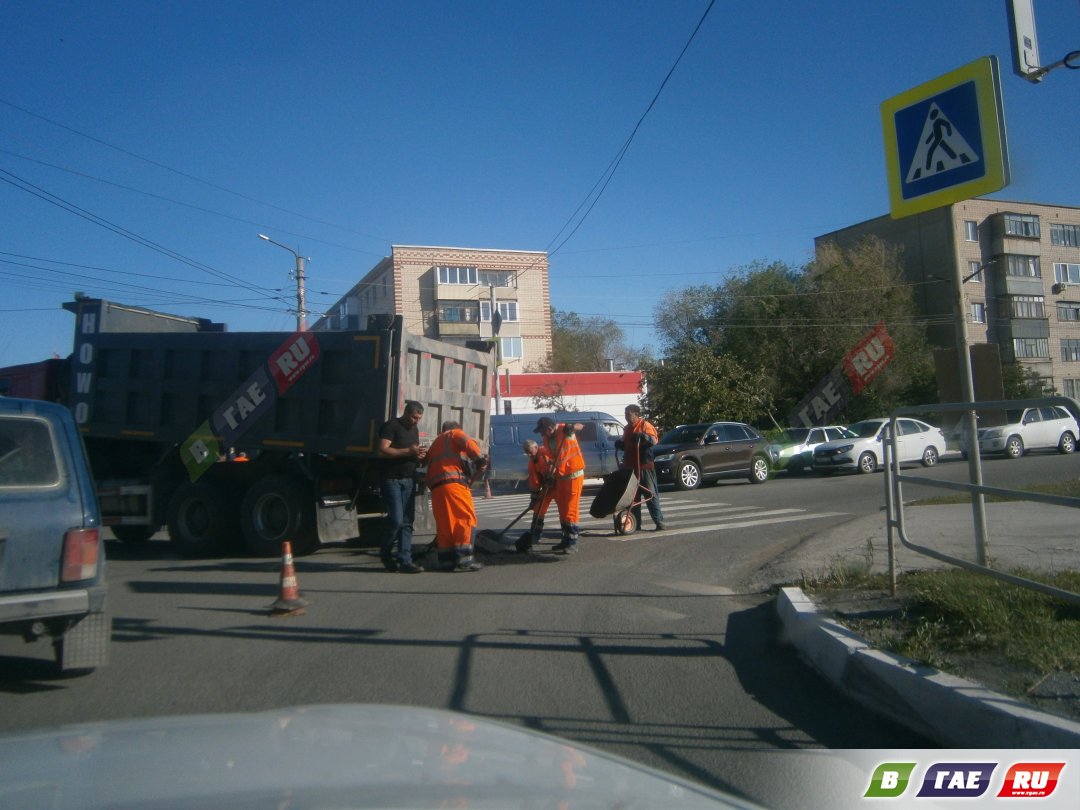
[[788, 321, 894, 428], [180, 331, 321, 483]]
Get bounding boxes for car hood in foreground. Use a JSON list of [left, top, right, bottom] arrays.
[[0, 704, 759, 809]]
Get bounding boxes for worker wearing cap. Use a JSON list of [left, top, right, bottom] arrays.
[[533, 416, 585, 553], [425, 420, 487, 572]]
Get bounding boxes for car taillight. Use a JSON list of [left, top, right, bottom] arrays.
[[61, 528, 101, 583]]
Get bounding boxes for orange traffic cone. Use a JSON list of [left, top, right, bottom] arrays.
[[270, 540, 308, 617]]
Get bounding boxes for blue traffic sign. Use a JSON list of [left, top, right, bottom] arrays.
[[881, 57, 1009, 218]]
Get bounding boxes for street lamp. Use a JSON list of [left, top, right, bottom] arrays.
[[258, 234, 307, 331]]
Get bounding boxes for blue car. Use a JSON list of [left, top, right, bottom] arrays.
[[0, 397, 109, 672]]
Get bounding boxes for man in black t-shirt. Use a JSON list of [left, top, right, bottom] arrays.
[[377, 401, 427, 573]]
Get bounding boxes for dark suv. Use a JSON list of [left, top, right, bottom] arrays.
[[0, 396, 109, 673], [653, 422, 771, 490]]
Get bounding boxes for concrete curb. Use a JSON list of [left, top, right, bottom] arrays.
[[776, 586, 1080, 747]]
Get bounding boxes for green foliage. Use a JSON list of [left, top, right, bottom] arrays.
[[544, 308, 645, 372], [639, 341, 772, 430], [651, 237, 934, 426]]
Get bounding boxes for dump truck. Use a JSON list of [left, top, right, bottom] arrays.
[[6, 295, 492, 557]]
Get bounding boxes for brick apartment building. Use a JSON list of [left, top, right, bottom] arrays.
[[816, 199, 1080, 398], [311, 245, 552, 373]]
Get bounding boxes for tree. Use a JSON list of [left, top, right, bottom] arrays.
[[640, 342, 773, 430], [529, 382, 577, 412], [649, 238, 934, 425], [543, 308, 641, 372]]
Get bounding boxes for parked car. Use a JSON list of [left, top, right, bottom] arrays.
[[653, 422, 771, 489], [976, 405, 1078, 459], [769, 425, 855, 473], [812, 417, 945, 475], [0, 396, 109, 673]]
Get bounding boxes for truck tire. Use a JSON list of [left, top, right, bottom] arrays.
[[109, 524, 159, 544], [241, 474, 318, 557], [167, 482, 238, 557]]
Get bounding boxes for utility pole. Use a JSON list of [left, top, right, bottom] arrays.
[[258, 234, 307, 331], [490, 284, 502, 415]]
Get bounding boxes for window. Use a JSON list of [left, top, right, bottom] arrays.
[[964, 220, 978, 242], [1004, 213, 1040, 238], [477, 270, 517, 288], [1003, 295, 1044, 319], [500, 336, 523, 359], [1051, 223, 1080, 247], [1054, 263, 1080, 284], [1064, 379, 1080, 398], [439, 302, 479, 323], [1014, 338, 1049, 358], [1062, 339, 1080, 362], [437, 265, 478, 285], [971, 302, 985, 323], [480, 301, 519, 322], [967, 261, 983, 283], [1057, 302, 1080, 322], [1005, 254, 1041, 278]]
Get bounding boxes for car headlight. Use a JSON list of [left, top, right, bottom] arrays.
[[653, 453, 674, 463], [835, 444, 855, 454], [982, 428, 1003, 439]]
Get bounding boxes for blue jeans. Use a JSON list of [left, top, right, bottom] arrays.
[[632, 466, 665, 528], [379, 477, 417, 564]]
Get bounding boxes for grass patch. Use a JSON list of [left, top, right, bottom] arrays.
[[908, 478, 1080, 506], [804, 566, 1080, 696]]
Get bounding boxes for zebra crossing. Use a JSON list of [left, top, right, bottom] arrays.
[[471, 490, 845, 541]]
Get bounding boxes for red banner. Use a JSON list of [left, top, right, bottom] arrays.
[[843, 321, 894, 395]]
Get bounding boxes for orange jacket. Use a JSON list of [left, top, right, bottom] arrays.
[[622, 418, 659, 470], [526, 446, 553, 491], [543, 424, 585, 479], [426, 428, 485, 488]]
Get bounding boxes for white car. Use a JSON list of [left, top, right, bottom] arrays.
[[769, 425, 854, 473], [812, 417, 946, 475], [976, 405, 1078, 459]]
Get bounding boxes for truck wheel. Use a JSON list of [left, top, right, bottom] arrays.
[[109, 524, 159, 544], [241, 474, 318, 557], [167, 482, 237, 557]]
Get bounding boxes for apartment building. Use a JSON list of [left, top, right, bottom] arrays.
[[311, 245, 552, 372], [816, 199, 1080, 398]]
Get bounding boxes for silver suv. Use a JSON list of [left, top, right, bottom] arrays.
[[977, 405, 1079, 459]]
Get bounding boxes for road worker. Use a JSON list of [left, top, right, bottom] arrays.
[[425, 420, 487, 572], [533, 416, 585, 554], [518, 439, 553, 552]]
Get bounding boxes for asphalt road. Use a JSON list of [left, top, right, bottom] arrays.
[[1, 451, 1075, 808]]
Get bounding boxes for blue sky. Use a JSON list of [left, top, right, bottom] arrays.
[[1, 0, 1078, 367]]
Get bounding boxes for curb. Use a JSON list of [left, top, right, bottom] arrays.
[[776, 586, 1080, 747]]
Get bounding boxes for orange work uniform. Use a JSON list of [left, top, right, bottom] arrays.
[[542, 423, 585, 549], [425, 428, 485, 569]]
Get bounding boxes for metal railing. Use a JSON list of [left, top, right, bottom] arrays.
[[883, 397, 1080, 605]]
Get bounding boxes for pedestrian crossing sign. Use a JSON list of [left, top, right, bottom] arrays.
[[881, 57, 1010, 218]]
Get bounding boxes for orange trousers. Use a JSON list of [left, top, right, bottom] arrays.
[[554, 476, 583, 524], [431, 482, 477, 567]]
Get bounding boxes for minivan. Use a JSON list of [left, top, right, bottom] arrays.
[[0, 396, 109, 672], [487, 411, 624, 485]]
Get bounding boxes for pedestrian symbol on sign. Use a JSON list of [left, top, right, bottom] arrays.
[[906, 103, 978, 182]]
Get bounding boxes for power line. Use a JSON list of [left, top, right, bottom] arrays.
[[0, 168, 288, 306], [546, 0, 716, 258], [0, 97, 388, 243]]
